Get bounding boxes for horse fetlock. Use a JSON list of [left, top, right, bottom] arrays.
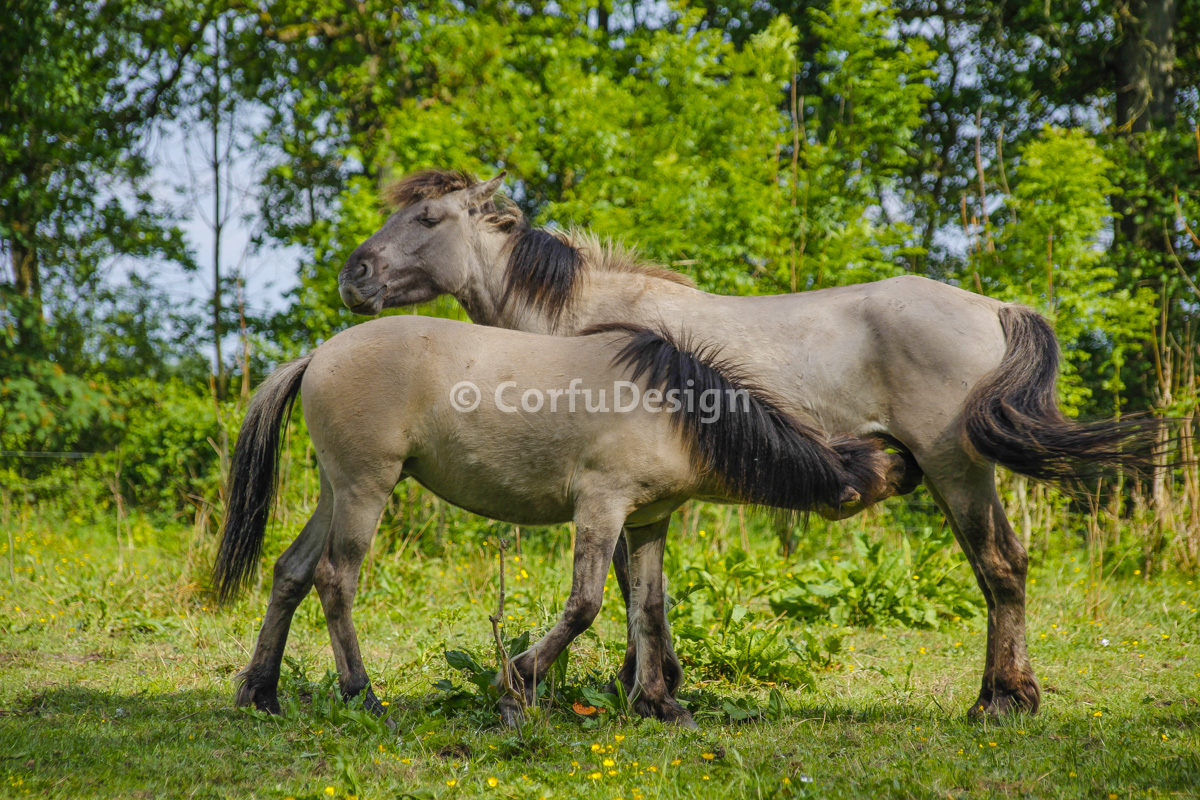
[[495, 657, 537, 707], [607, 661, 637, 699], [338, 674, 371, 701], [610, 647, 683, 698]]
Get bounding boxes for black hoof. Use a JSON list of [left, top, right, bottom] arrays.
[[237, 685, 281, 715], [968, 678, 1041, 719], [358, 685, 386, 716]]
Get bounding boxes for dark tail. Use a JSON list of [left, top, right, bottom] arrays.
[[588, 323, 890, 513], [963, 305, 1166, 482], [212, 354, 312, 603]]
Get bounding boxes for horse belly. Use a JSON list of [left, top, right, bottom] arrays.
[[403, 453, 576, 527]]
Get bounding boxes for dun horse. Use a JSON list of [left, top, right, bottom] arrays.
[[214, 315, 896, 726], [339, 170, 1169, 717]]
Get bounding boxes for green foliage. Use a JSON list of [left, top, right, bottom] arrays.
[[969, 127, 1159, 414], [8, 0, 1197, 532], [534, 13, 799, 295], [0, 361, 118, 460], [769, 527, 982, 629], [91, 379, 227, 512], [430, 639, 634, 731], [0, 0, 200, 350], [670, 548, 835, 687], [255, 0, 937, 309], [782, 0, 934, 288], [3, 509, 1199, 798], [245, 659, 394, 738]]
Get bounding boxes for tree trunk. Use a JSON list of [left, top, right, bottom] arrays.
[[1115, 0, 1176, 135], [211, 19, 227, 401], [1113, 0, 1177, 252], [9, 231, 43, 353]]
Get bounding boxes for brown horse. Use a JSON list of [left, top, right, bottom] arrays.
[[338, 169, 1168, 717], [213, 315, 897, 727]]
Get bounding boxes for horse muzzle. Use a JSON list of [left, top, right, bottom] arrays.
[[339, 280, 384, 314]]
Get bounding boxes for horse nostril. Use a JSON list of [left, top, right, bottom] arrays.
[[353, 259, 373, 281]]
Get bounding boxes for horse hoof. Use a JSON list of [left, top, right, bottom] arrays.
[[967, 685, 1040, 719], [499, 696, 525, 728], [360, 686, 387, 717], [635, 697, 697, 729], [236, 683, 281, 715]]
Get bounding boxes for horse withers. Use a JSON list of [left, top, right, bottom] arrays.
[[213, 315, 900, 727]]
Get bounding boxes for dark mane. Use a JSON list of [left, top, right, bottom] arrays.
[[586, 323, 889, 516], [497, 230, 697, 328], [498, 228, 583, 329]]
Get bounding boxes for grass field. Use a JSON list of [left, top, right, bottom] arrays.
[[1, 497, 1197, 799]]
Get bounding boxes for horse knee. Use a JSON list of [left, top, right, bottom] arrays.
[[564, 593, 603, 633]]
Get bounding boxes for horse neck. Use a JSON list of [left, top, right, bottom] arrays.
[[452, 226, 517, 327], [461, 229, 709, 333]]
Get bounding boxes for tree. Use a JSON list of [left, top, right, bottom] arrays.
[[0, 0, 211, 356]]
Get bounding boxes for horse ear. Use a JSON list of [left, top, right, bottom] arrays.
[[461, 171, 507, 208]]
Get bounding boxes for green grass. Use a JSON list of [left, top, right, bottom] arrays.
[[0, 507, 1197, 800]]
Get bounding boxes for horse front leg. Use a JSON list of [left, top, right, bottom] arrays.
[[624, 517, 693, 727], [609, 527, 683, 699], [501, 501, 626, 727]]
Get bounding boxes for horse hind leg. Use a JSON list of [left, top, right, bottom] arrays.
[[312, 471, 402, 721], [926, 465, 1040, 717], [236, 469, 335, 714]]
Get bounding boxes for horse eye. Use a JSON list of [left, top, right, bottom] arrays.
[[418, 215, 441, 229]]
